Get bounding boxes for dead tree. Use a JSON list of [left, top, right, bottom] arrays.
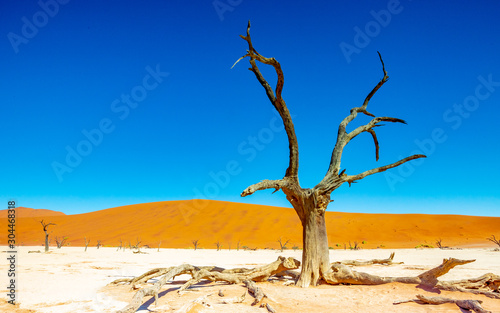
[[40, 220, 55, 253], [277, 237, 290, 252], [215, 240, 222, 251], [192, 239, 199, 250], [117, 238, 123, 251], [157, 240, 161, 252], [487, 235, 500, 248], [234, 21, 426, 287], [96, 240, 102, 249], [55, 236, 68, 249], [84, 237, 90, 252]]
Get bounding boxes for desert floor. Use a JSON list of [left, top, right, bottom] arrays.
[[1, 246, 499, 313]]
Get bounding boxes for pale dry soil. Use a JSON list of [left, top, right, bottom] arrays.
[[1, 247, 499, 312]]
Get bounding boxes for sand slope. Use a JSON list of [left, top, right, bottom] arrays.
[[1, 200, 499, 249]]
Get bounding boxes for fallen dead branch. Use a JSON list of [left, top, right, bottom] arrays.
[[109, 254, 499, 313], [395, 294, 491, 313], [112, 256, 299, 312], [244, 279, 266, 306], [336, 252, 403, 266]]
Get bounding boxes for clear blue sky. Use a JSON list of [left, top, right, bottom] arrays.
[[1, 0, 499, 216]]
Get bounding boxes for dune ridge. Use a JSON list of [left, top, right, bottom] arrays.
[[1, 200, 498, 249], [0, 206, 66, 218]]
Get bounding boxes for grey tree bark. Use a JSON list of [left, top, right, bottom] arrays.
[[235, 21, 426, 287]]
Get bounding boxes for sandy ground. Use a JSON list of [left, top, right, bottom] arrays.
[[1, 246, 499, 313]]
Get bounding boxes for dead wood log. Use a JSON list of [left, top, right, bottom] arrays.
[[115, 264, 198, 313], [244, 279, 266, 305], [395, 294, 491, 313], [324, 257, 474, 286], [178, 256, 300, 292], [337, 252, 403, 266], [113, 257, 299, 313], [437, 273, 500, 299]]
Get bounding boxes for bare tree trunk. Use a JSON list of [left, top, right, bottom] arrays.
[[296, 198, 330, 287], [45, 233, 49, 252]]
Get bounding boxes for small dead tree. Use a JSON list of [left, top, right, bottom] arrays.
[[84, 237, 91, 252], [192, 240, 199, 250], [234, 22, 426, 287], [117, 238, 123, 251], [487, 235, 500, 249], [215, 240, 222, 251], [278, 237, 290, 252], [131, 238, 142, 252], [436, 238, 443, 249], [349, 241, 361, 250], [55, 236, 68, 249], [157, 240, 161, 252], [237, 240, 241, 251], [96, 240, 102, 249], [40, 220, 55, 253]]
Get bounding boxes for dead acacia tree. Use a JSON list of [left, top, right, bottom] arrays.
[[234, 21, 426, 287], [84, 237, 91, 252], [40, 220, 55, 253], [277, 237, 290, 252], [55, 236, 68, 249], [96, 240, 102, 249], [487, 235, 500, 248], [192, 239, 199, 250], [215, 240, 222, 251]]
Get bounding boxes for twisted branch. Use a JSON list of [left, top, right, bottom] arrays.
[[234, 21, 299, 182]]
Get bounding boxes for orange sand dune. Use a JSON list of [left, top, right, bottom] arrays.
[[0, 206, 66, 218], [1, 200, 498, 249]]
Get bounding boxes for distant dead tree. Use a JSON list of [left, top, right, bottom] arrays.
[[157, 240, 162, 252], [84, 237, 91, 252], [215, 240, 222, 251], [40, 220, 55, 253], [435, 238, 450, 249], [117, 238, 123, 251], [277, 237, 290, 252], [131, 238, 142, 252], [192, 240, 199, 250], [349, 241, 361, 250], [96, 240, 102, 249], [237, 240, 241, 251], [55, 236, 68, 249], [235, 22, 426, 287], [487, 235, 500, 248]]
